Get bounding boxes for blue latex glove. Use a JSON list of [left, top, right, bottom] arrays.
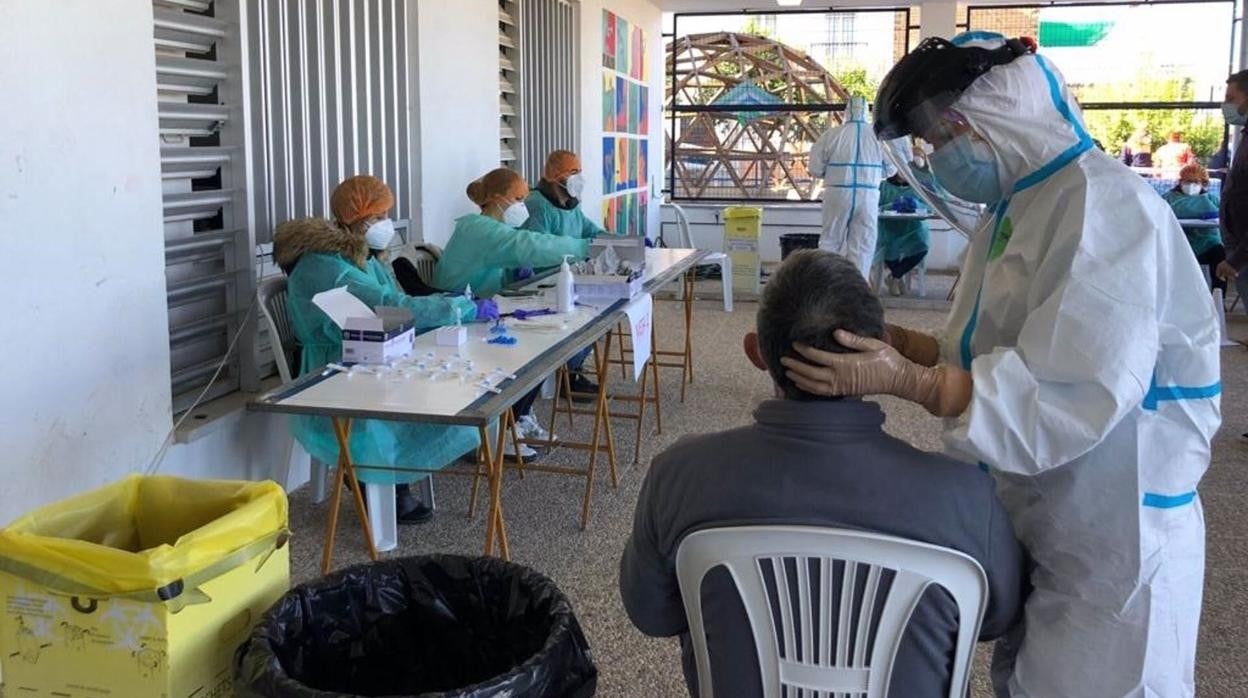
[[1198, 211, 1220, 220], [516, 266, 534, 281], [892, 196, 919, 214], [474, 298, 499, 322]]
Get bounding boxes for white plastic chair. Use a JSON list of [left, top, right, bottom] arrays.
[[675, 526, 989, 698], [669, 203, 733, 312], [392, 242, 443, 285], [257, 276, 329, 504]]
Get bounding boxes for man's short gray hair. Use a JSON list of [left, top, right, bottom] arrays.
[[757, 250, 885, 400]]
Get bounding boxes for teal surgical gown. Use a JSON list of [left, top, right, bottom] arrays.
[[1162, 189, 1223, 256], [286, 253, 480, 484], [434, 213, 590, 296], [875, 180, 930, 264], [521, 189, 608, 240]]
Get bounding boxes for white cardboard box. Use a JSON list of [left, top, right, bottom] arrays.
[[341, 306, 414, 364]]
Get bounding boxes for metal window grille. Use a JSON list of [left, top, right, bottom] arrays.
[[154, 0, 259, 412], [247, 0, 413, 240], [519, 0, 581, 182]]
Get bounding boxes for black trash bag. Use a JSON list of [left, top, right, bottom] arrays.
[[235, 555, 597, 698], [778, 233, 822, 260]]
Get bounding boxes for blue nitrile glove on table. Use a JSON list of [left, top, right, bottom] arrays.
[[515, 267, 535, 281], [892, 196, 919, 214], [474, 299, 500, 322]]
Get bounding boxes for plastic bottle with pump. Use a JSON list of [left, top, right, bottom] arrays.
[[557, 255, 576, 313]]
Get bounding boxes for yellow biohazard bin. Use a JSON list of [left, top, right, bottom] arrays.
[[0, 475, 290, 698], [723, 206, 763, 296]]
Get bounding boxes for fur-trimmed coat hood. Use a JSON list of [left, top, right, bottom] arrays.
[[273, 217, 368, 274]]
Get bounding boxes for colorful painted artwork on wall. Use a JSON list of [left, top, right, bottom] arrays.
[[601, 10, 648, 236]]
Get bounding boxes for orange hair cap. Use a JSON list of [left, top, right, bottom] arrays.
[[330, 175, 394, 225]]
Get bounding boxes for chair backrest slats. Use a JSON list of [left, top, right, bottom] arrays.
[[675, 526, 989, 698]]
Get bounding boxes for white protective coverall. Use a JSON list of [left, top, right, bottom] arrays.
[[939, 34, 1221, 697], [810, 95, 885, 276]]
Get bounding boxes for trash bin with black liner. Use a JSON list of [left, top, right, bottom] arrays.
[[234, 555, 597, 698], [779, 233, 822, 260]]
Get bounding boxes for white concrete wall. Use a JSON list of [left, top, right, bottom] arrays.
[[920, 1, 959, 40], [410, 0, 503, 247], [0, 1, 171, 523]]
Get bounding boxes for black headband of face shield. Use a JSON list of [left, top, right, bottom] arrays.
[[874, 37, 1034, 141]]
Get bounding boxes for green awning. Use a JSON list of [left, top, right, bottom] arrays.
[[1038, 20, 1114, 48]]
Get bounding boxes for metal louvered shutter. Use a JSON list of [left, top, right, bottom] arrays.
[[154, 0, 259, 412], [247, 0, 414, 241], [519, 0, 580, 182]]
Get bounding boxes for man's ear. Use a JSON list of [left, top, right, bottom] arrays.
[[743, 332, 767, 371]]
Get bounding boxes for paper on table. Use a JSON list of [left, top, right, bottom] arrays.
[[312, 287, 376, 329], [624, 293, 653, 381]]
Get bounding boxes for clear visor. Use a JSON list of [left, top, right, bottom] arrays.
[[884, 108, 994, 239]]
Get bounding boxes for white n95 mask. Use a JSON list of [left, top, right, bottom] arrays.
[[503, 201, 530, 227], [563, 173, 585, 198], [365, 218, 396, 249], [1181, 183, 1202, 197]]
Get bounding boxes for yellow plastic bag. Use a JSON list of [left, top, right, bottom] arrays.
[[0, 475, 287, 598]]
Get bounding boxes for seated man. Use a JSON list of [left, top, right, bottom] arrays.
[[619, 250, 1025, 697]]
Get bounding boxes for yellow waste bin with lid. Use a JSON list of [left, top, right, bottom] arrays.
[[723, 206, 762, 296], [0, 475, 290, 698]]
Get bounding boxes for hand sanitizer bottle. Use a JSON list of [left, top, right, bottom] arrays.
[[557, 255, 576, 313]]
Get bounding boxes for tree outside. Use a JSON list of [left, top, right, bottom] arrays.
[[1077, 72, 1226, 160]]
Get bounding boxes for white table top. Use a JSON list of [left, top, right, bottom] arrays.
[[1178, 218, 1221, 229], [879, 211, 937, 220], [251, 248, 706, 426]]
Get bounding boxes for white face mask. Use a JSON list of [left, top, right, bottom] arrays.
[[563, 173, 585, 198], [1181, 182, 1203, 197], [365, 218, 396, 249], [502, 201, 530, 227]]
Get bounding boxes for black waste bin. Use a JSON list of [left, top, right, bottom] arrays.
[[779, 233, 821, 260], [235, 555, 597, 698]]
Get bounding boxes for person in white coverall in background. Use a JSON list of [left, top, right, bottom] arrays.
[[809, 95, 885, 277], [781, 32, 1220, 697]]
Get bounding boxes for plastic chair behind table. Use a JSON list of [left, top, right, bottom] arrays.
[[669, 203, 733, 312], [392, 242, 444, 294], [675, 526, 988, 698], [258, 276, 330, 504], [392, 246, 445, 296]]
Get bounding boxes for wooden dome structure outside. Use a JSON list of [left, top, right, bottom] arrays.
[[666, 32, 853, 200]]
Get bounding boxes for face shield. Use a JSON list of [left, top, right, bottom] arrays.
[[883, 126, 993, 239], [874, 36, 1033, 237]]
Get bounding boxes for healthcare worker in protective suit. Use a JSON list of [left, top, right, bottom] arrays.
[[781, 33, 1220, 697], [275, 176, 497, 523], [809, 95, 886, 277], [433, 167, 590, 297], [875, 172, 930, 296], [521, 150, 609, 240]]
